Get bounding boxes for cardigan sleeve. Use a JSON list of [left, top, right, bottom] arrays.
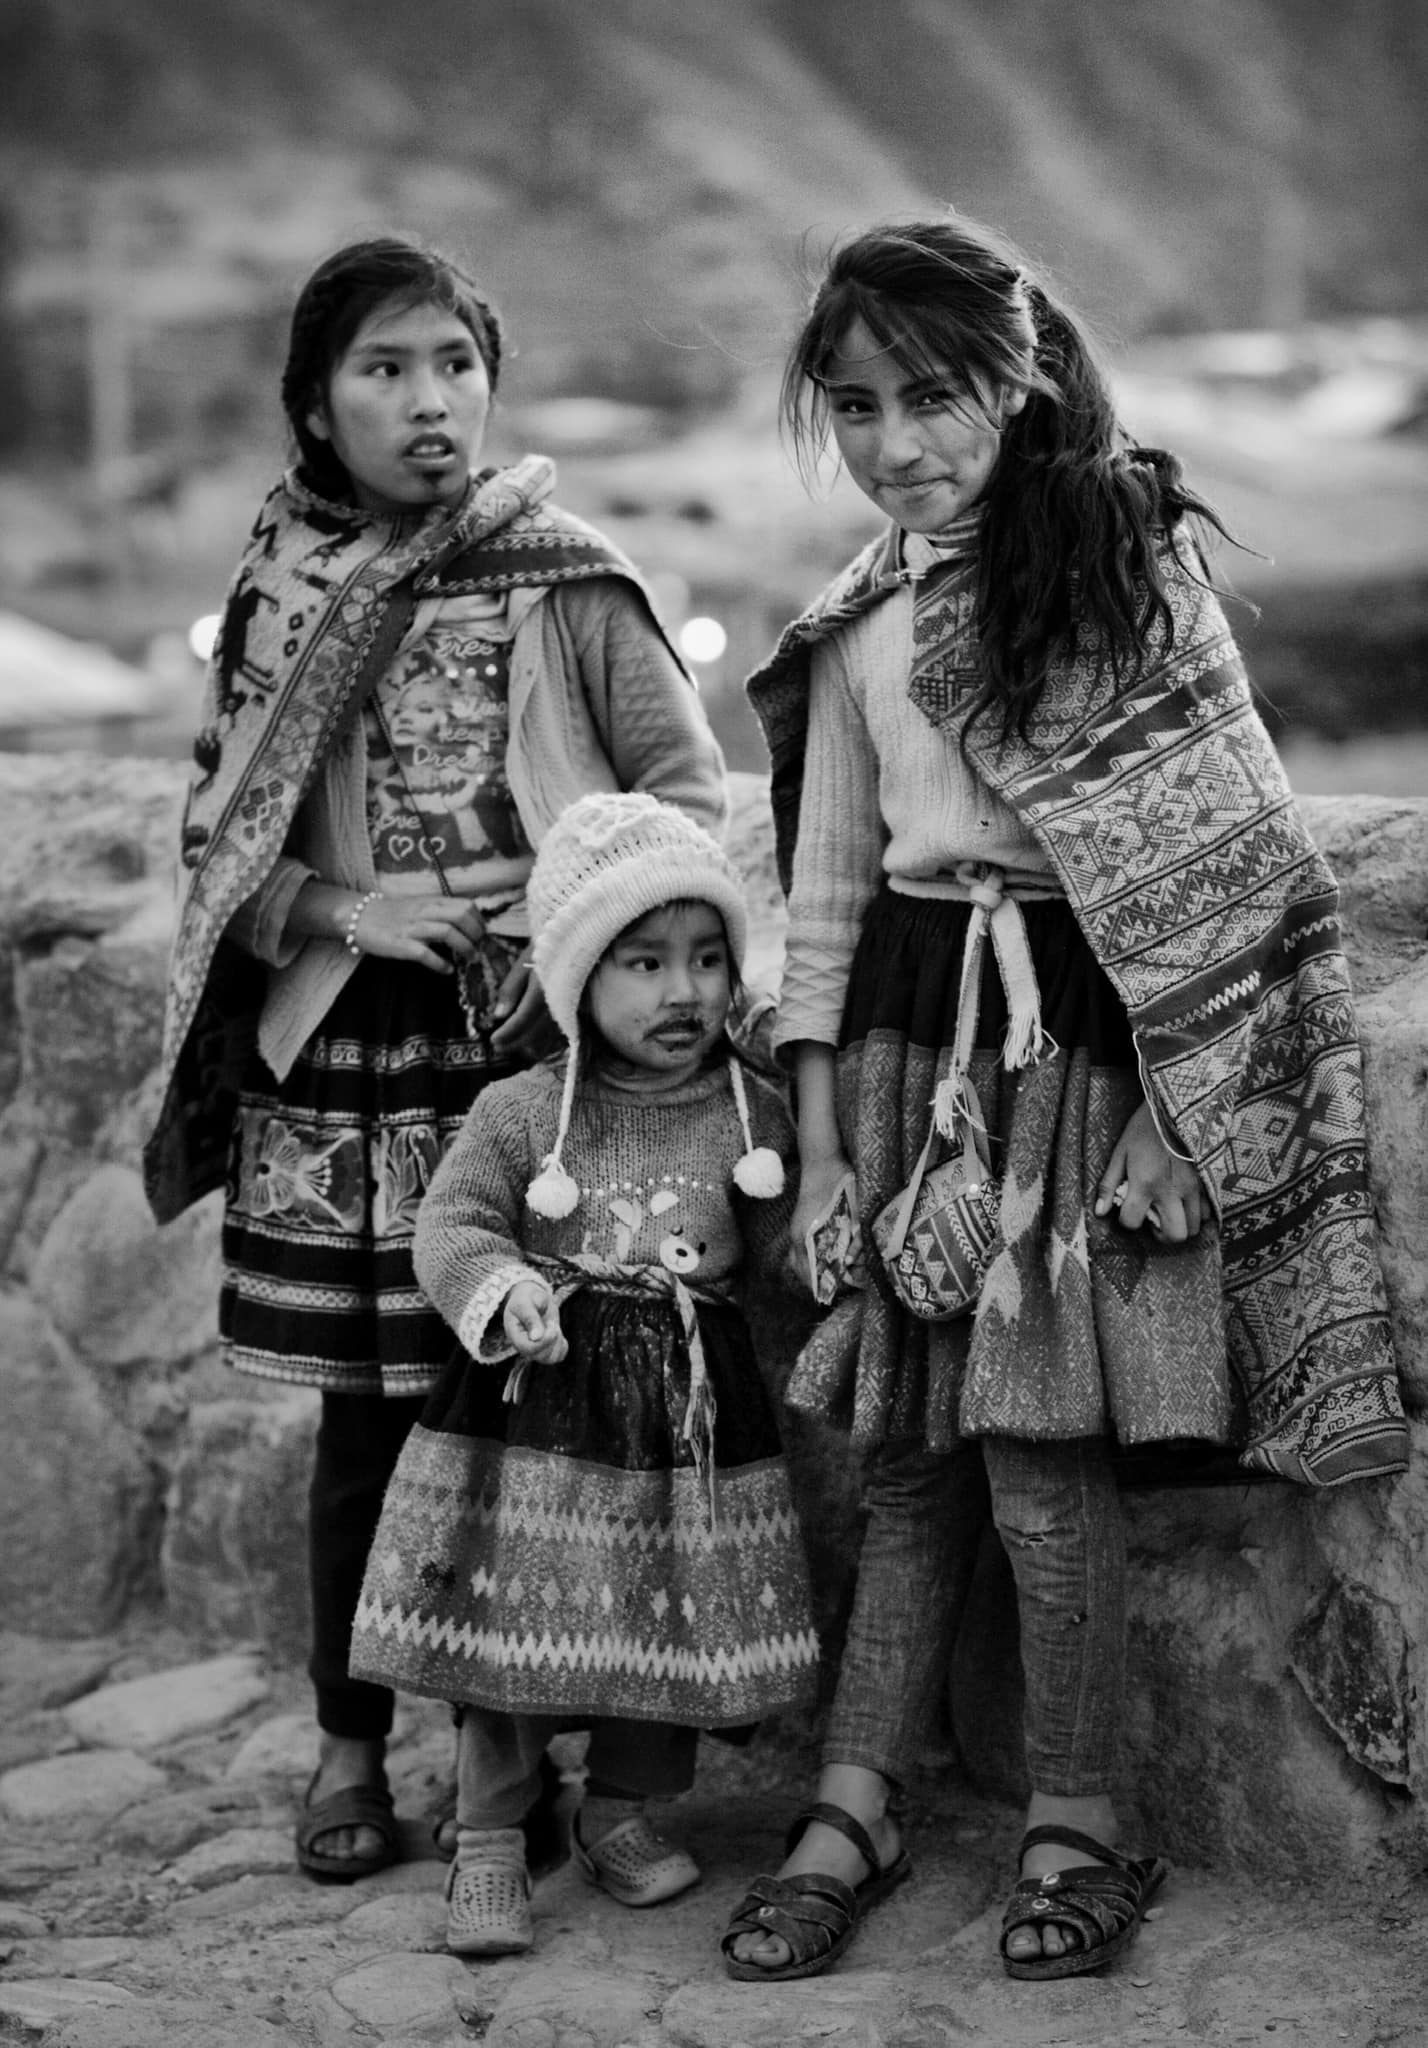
[[549, 578, 729, 838], [224, 853, 316, 967], [773, 631, 885, 1053], [413, 1084, 546, 1363]]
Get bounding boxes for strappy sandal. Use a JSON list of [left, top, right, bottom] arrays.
[[1000, 1825, 1168, 1981], [295, 1768, 400, 1884], [444, 1828, 533, 1956], [721, 1800, 912, 1983], [431, 1752, 567, 1877]]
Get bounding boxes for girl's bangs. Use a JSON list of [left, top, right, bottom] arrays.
[[809, 287, 996, 414]]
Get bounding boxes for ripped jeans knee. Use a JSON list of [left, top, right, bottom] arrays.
[[982, 1434, 1127, 1796]]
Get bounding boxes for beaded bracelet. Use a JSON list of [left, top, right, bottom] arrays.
[[343, 888, 383, 958]]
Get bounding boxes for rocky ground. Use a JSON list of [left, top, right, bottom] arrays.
[[2, 1629, 1426, 2048]]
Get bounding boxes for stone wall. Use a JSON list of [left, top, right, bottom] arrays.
[[0, 755, 1424, 1881]]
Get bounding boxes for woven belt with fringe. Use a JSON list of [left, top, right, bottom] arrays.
[[889, 861, 1060, 1138], [502, 1252, 736, 1529]]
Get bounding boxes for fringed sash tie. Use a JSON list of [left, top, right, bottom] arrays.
[[502, 1253, 734, 1528], [891, 861, 1059, 1144]]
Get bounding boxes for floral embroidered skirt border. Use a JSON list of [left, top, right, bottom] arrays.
[[220, 956, 514, 1397], [788, 889, 1237, 1454], [351, 1292, 821, 1726]]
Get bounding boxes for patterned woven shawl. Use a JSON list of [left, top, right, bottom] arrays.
[[747, 529, 1405, 1487], [144, 456, 647, 1223]]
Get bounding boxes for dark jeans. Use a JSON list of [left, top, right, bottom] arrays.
[[824, 1434, 1125, 1798], [309, 1389, 427, 1740]]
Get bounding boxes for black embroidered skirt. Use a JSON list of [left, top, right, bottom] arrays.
[[220, 956, 516, 1397], [787, 887, 1235, 1453]]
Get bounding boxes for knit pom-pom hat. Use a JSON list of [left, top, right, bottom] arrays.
[[523, 792, 782, 1218]]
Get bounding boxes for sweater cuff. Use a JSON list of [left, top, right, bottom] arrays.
[[226, 857, 317, 967], [456, 1260, 548, 1363], [772, 941, 853, 1054]]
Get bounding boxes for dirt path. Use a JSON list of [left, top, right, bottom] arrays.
[[1, 1627, 1424, 2048]]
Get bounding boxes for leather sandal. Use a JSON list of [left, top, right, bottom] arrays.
[[721, 1800, 912, 1982], [1000, 1825, 1168, 1980], [295, 1768, 399, 1884]]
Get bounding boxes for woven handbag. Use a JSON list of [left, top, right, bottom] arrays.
[[871, 1110, 1000, 1322], [867, 862, 1055, 1322]]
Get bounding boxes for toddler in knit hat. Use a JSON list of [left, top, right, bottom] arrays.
[[522, 790, 783, 1223], [350, 792, 817, 1960]]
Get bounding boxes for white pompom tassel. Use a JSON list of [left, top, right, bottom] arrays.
[[525, 1155, 580, 1218], [526, 1048, 581, 1218], [733, 1146, 785, 1198], [728, 1058, 784, 1199]]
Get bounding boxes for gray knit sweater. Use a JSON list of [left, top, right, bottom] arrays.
[[776, 575, 1050, 1054], [414, 1057, 797, 1362]]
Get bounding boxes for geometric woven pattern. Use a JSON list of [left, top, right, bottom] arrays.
[[351, 1427, 820, 1726], [145, 456, 659, 1223], [750, 531, 1406, 1487], [787, 985, 1233, 1455]]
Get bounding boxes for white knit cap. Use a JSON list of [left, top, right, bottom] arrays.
[[529, 792, 748, 1044], [523, 792, 781, 1219]]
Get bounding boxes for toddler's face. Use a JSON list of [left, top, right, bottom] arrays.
[[585, 901, 732, 1090]]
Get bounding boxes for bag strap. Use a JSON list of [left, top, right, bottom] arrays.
[[881, 1079, 989, 1259]]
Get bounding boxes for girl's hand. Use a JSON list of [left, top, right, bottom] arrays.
[[1095, 1101, 1205, 1243], [353, 892, 486, 974], [489, 958, 561, 1060], [792, 1151, 857, 1281], [502, 1281, 568, 1363]]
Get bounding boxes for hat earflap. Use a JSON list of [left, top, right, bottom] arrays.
[[526, 1045, 581, 1219], [729, 1058, 785, 1199]]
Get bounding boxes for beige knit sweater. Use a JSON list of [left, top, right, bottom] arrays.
[[775, 577, 1051, 1053]]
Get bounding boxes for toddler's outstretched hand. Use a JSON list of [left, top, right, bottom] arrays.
[[503, 1280, 568, 1363]]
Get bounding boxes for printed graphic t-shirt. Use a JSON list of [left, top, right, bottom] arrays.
[[364, 593, 533, 903]]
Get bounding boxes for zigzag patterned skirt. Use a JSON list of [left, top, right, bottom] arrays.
[[350, 1292, 820, 1727], [787, 888, 1235, 1453]]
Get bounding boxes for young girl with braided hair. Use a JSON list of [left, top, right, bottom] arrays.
[[722, 212, 1403, 1983], [145, 237, 727, 1883], [350, 792, 818, 1957]]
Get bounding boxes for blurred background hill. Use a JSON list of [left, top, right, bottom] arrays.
[[0, 0, 1424, 777]]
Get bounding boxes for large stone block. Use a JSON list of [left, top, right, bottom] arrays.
[[30, 1163, 220, 1370], [161, 1395, 318, 1663], [0, 1298, 161, 1636], [1356, 958, 1428, 1411], [13, 933, 169, 1148], [1297, 795, 1428, 985]]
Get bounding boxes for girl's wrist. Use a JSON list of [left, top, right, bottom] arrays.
[[800, 1143, 849, 1171], [343, 888, 383, 956]]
